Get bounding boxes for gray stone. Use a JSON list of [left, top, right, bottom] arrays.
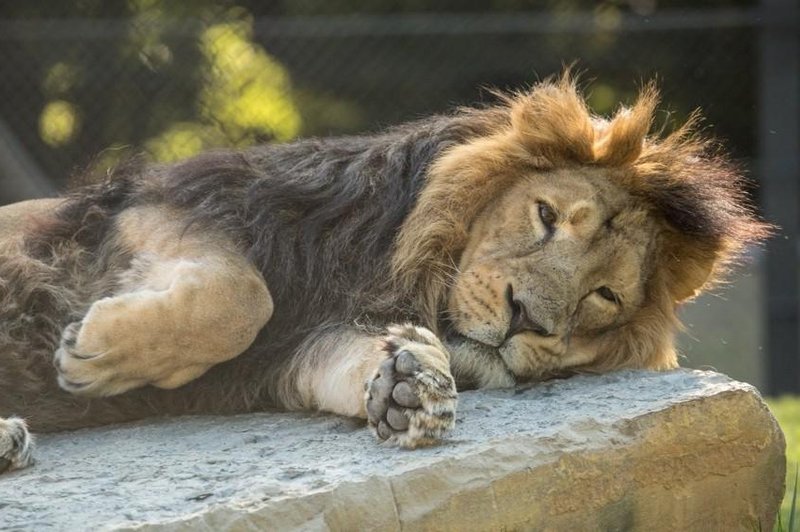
[[0, 370, 785, 531]]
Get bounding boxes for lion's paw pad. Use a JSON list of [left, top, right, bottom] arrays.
[[366, 349, 457, 448]]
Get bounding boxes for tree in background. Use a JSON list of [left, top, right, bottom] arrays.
[[0, 0, 757, 191]]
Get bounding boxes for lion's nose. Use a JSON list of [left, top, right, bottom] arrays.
[[505, 284, 553, 339]]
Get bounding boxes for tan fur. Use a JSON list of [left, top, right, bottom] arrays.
[[593, 82, 659, 166], [284, 329, 386, 417], [55, 206, 273, 396]]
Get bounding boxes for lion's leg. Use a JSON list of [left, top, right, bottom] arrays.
[[284, 324, 457, 448], [55, 252, 272, 397], [0, 417, 34, 474], [54, 206, 273, 397]]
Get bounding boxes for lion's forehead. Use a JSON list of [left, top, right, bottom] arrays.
[[508, 167, 658, 246]]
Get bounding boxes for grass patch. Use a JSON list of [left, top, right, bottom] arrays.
[[767, 396, 800, 531]]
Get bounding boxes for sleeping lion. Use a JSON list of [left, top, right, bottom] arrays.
[[0, 75, 767, 473]]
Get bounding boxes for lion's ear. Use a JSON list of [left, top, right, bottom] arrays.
[[593, 83, 659, 166], [660, 230, 719, 302]]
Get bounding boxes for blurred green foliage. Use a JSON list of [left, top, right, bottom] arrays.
[[5, 1, 306, 173], [145, 18, 301, 161], [0, 0, 758, 186], [767, 397, 800, 530]]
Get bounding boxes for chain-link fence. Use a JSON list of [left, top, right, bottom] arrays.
[[0, 5, 760, 197]]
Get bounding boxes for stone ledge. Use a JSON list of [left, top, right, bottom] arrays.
[[0, 370, 785, 531]]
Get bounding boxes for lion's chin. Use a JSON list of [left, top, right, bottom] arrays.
[[494, 333, 570, 382]]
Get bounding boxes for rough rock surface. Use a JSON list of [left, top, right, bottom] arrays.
[[0, 370, 785, 531]]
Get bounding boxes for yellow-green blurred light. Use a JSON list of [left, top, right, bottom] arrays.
[[39, 100, 80, 147]]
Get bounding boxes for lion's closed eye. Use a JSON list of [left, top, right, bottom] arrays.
[[595, 286, 619, 305], [537, 202, 557, 234]]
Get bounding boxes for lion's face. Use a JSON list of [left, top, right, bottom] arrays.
[[449, 167, 658, 379]]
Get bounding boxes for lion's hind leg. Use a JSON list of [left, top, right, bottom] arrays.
[[55, 254, 272, 397], [0, 417, 34, 474], [54, 206, 274, 397]]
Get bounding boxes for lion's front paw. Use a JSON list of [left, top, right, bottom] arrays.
[[365, 325, 457, 448], [0, 417, 34, 474]]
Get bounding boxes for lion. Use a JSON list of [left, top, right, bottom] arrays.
[[0, 74, 768, 473]]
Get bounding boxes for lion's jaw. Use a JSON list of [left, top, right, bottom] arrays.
[[447, 167, 660, 381]]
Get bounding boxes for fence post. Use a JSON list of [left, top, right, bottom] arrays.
[[760, 0, 800, 394], [0, 118, 54, 204]]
